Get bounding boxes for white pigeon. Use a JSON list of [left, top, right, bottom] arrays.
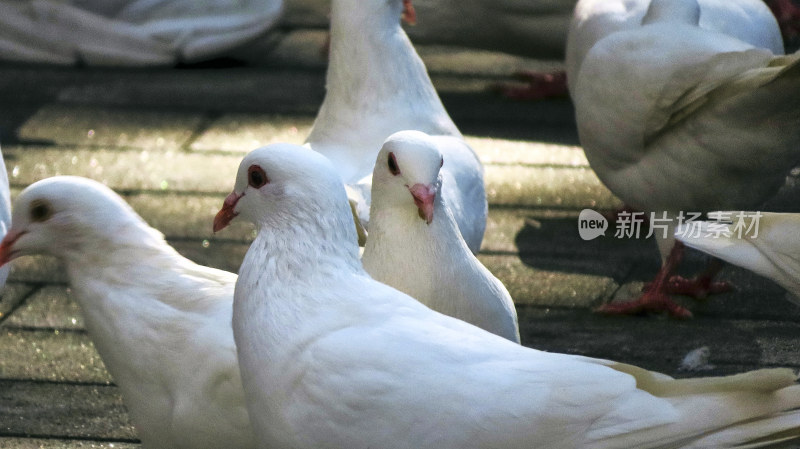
[[0, 145, 11, 291], [0, 176, 256, 449], [361, 130, 517, 342], [216, 143, 800, 449], [572, 0, 800, 317], [676, 211, 800, 302], [304, 0, 487, 253], [0, 0, 283, 66], [565, 0, 784, 94]]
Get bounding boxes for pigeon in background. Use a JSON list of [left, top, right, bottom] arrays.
[[304, 0, 487, 252], [0, 146, 11, 291], [215, 142, 800, 449], [676, 211, 800, 302], [572, 0, 800, 317], [0, 176, 256, 449], [566, 0, 784, 94], [0, 0, 284, 66], [361, 131, 516, 342]]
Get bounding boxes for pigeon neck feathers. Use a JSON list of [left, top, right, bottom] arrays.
[[642, 0, 701, 25], [306, 0, 459, 183], [233, 145, 362, 290]]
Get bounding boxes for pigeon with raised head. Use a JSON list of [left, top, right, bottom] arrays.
[[0, 176, 255, 449], [361, 130, 516, 342], [676, 211, 800, 301], [305, 0, 486, 253], [572, 0, 800, 317], [215, 143, 800, 449]]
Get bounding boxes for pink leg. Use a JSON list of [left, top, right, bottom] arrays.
[[494, 70, 568, 101], [596, 242, 693, 319], [650, 259, 734, 299]]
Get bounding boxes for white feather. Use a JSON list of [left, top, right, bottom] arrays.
[[229, 143, 800, 449], [566, 0, 783, 94], [304, 0, 486, 252], [572, 0, 800, 262], [0, 145, 11, 291], [362, 130, 516, 342], [677, 212, 800, 301], [1, 176, 256, 449]]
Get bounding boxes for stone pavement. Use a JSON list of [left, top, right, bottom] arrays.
[[1, 22, 800, 449]]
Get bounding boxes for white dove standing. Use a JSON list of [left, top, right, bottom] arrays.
[[0, 145, 11, 291], [0, 177, 256, 449], [216, 143, 800, 449], [572, 0, 800, 317], [676, 212, 800, 302], [361, 130, 516, 342], [304, 0, 486, 253]]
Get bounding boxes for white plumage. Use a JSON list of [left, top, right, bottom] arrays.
[[361, 130, 516, 342], [0, 176, 256, 449], [0, 145, 11, 291], [676, 212, 800, 301], [572, 0, 800, 315], [219, 143, 800, 449], [0, 0, 283, 66], [566, 0, 784, 93], [304, 0, 486, 252]]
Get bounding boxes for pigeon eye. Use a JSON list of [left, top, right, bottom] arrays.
[[388, 152, 401, 176], [440, 157, 444, 168], [30, 199, 52, 223], [248, 165, 269, 189]]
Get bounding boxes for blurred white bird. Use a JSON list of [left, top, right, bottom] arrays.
[[572, 0, 800, 317], [0, 145, 11, 291], [676, 211, 800, 302], [361, 131, 516, 342], [216, 143, 800, 449], [0, 176, 256, 449], [0, 0, 283, 66], [304, 0, 486, 252]]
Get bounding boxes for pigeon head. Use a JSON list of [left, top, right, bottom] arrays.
[[372, 130, 444, 225], [214, 144, 353, 234], [0, 176, 153, 266]]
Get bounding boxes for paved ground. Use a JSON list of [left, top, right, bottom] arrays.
[[1, 18, 800, 449]]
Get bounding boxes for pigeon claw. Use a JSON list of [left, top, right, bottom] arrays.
[[595, 293, 693, 319], [645, 276, 735, 300]]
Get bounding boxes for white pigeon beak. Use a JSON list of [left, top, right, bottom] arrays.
[[409, 183, 435, 224], [214, 192, 243, 233], [402, 0, 417, 25], [0, 229, 25, 266]]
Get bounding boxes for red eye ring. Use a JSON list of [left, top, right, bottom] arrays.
[[248, 165, 269, 188], [388, 152, 401, 176]]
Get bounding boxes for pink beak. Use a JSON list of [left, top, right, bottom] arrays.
[[213, 192, 243, 233], [402, 0, 417, 25], [409, 183, 435, 224], [0, 230, 25, 266]]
